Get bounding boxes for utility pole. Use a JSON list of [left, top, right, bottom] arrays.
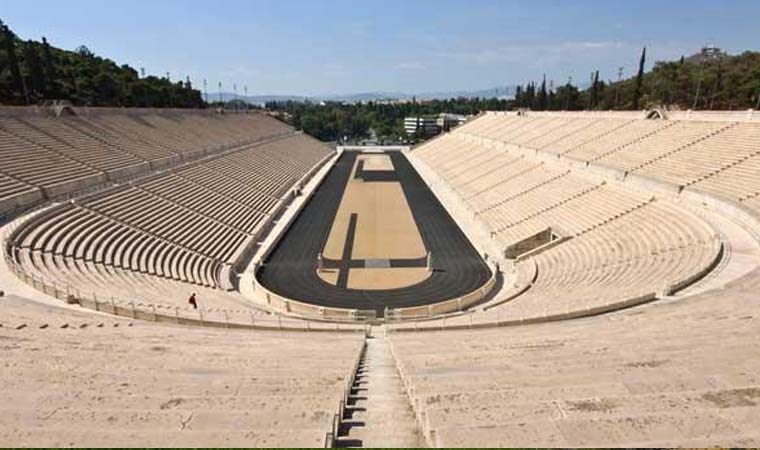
[[203, 79, 208, 105], [218, 81, 223, 105], [139, 68, 147, 106], [244, 85, 248, 111], [233, 83, 238, 112], [564, 76, 572, 110], [166, 72, 173, 108]]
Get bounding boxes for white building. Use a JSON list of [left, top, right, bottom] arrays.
[[404, 116, 440, 136]]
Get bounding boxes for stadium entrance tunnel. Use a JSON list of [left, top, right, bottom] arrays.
[[256, 150, 494, 318]]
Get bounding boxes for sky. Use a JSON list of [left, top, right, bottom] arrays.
[[2, 0, 759, 96]]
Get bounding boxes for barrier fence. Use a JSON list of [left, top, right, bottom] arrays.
[[3, 253, 367, 333], [250, 274, 378, 323], [384, 264, 500, 321]]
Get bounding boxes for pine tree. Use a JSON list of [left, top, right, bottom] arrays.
[[633, 46, 647, 110]]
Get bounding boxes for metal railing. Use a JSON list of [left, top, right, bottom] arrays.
[[3, 250, 366, 333]]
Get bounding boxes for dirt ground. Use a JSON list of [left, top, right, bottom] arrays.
[[319, 154, 430, 289]]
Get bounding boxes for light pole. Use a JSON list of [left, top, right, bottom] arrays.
[[233, 83, 238, 112], [140, 68, 147, 106], [218, 82, 223, 106], [203, 79, 208, 105], [614, 66, 623, 110], [166, 72, 173, 108]]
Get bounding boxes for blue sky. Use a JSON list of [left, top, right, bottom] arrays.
[[2, 0, 759, 96]]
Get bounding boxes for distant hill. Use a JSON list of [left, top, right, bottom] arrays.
[[213, 93, 311, 105], [0, 19, 203, 107], [218, 86, 519, 105]]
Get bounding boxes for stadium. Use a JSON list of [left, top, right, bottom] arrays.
[[2, 2, 760, 448]]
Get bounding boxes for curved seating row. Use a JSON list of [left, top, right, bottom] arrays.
[[416, 133, 654, 249], [411, 111, 732, 326], [637, 122, 760, 187], [0, 109, 293, 214], [389, 271, 760, 446], [490, 202, 720, 319], [7, 120, 333, 310]]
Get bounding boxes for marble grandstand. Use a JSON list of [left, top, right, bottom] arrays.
[[2, 106, 760, 447]]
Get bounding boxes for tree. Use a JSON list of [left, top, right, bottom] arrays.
[[590, 70, 600, 109], [93, 71, 119, 105], [41, 37, 59, 98], [633, 46, 646, 110], [538, 74, 548, 111], [76, 45, 94, 58], [23, 41, 46, 100], [1, 21, 27, 103]]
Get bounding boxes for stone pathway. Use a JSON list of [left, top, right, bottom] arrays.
[[336, 334, 423, 448]]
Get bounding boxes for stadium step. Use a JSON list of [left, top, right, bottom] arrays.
[[334, 335, 423, 448]]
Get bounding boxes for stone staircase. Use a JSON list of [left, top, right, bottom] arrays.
[[335, 333, 423, 448]]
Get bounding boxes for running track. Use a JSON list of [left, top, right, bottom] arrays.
[[257, 150, 491, 315]]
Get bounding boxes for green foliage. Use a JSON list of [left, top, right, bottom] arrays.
[[0, 21, 203, 107], [267, 97, 510, 143], [515, 48, 760, 112], [633, 46, 647, 110]]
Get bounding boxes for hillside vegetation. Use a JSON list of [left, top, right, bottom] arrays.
[[270, 48, 760, 142], [266, 98, 509, 143], [514, 47, 760, 111], [0, 20, 203, 107]]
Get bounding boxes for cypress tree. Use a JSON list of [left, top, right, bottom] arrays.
[[633, 46, 647, 110], [538, 74, 548, 111], [514, 85, 523, 107], [41, 37, 59, 98], [590, 70, 600, 109]]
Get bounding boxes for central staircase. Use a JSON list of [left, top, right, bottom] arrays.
[[334, 333, 423, 448]]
